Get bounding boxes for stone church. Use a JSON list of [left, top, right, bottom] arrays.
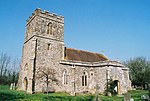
[[17, 8, 131, 95]]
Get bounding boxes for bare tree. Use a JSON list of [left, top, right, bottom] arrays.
[[0, 53, 20, 85], [0, 53, 11, 84], [11, 57, 20, 72], [37, 67, 58, 94], [11, 57, 19, 84], [0, 53, 11, 76]]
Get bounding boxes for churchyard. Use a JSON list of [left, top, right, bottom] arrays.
[[0, 85, 149, 101]]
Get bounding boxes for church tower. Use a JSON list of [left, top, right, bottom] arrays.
[[17, 8, 64, 93]]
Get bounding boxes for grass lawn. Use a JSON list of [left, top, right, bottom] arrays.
[[0, 85, 149, 101]]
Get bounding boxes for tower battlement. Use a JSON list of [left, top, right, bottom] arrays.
[[26, 8, 64, 25]]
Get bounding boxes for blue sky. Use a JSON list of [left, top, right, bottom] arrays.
[[0, 0, 150, 61]]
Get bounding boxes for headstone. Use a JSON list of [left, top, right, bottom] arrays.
[[141, 95, 149, 100], [10, 83, 13, 90], [141, 95, 146, 100], [130, 98, 134, 101], [124, 93, 131, 101], [12, 83, 15, 90]]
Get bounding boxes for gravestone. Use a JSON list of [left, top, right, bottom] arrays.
[[13, 83, 16, 90], [141, 95, 149, 101], [10, 83, 13, 90], [130, 98, 134, 101], [124, 93, 131, 101], [10, 83, 16, 90]]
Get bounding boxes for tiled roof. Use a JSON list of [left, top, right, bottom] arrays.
[[64, 47, 108, 62]]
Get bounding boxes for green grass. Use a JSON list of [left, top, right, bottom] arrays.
[[0, 85, 149, 101], [99, 95, 123, 101], [0, 85, 94, 101], [0, 85, 10, 90], [128, 90, 149, 101], [99, 90, 149, 101]]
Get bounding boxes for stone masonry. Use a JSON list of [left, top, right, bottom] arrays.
[[17, 8, 131, 95]]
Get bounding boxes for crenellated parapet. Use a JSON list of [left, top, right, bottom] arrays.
[[26, 8, 64, 25]]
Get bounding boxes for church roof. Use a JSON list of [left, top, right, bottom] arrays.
[[64, 48, 108, 62]]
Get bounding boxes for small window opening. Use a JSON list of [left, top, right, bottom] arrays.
[[47, 44, 51, 50]]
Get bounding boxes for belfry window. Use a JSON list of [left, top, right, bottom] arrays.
[[63, 70, 68, 84], [47, 22, 52, 35], [82, 71, 88, 86]]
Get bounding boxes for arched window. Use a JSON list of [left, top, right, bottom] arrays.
[[82, 71, 88, 86], [63, 70, 68, 84]]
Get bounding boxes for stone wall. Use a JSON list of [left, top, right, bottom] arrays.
[[59, 62, 131, 95], [17, 37, 37, 93], [34, 36, 64, 92]]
